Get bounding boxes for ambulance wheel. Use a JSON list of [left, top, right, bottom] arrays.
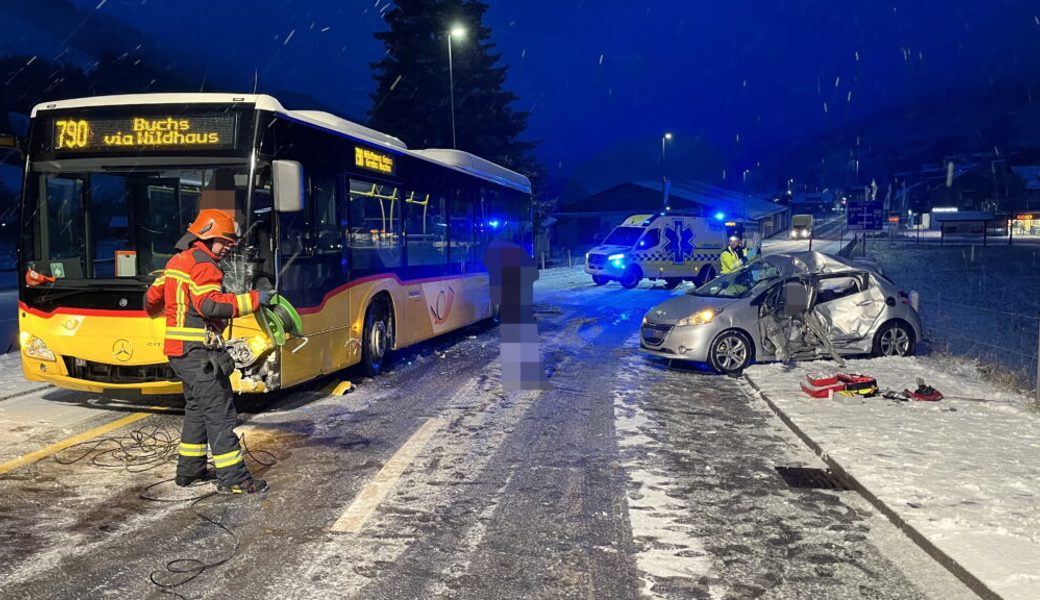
[[619, 266, 642, 289], [361, 297, 394, 376], [694, 265, 717, 287], [708, 329, 753, 375], [662, 278, 682, 290], [592, 275, 610, 286]]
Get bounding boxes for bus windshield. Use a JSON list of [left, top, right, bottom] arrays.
[[22, 166, 252, 282], [602, 226, 644, 247]]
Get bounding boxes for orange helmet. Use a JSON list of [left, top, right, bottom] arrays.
[[186, 209, 239, 242]]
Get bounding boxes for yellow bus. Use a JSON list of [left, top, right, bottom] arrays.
[[17, 93, 532, 395]]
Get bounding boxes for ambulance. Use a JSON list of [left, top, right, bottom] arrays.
[[584, 213, 761, 289]]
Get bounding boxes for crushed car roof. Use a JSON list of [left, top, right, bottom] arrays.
[[762, 252, 881, 276]]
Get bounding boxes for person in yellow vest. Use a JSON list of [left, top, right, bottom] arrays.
[[719, 235, 747, 274]]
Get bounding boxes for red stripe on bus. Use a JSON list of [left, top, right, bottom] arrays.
[[19, 273, 481, 319], [294, 272, 481, 315], [18, 302, 149, 319]]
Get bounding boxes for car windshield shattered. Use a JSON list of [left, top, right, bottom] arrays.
[[690, 262, 782, 299]]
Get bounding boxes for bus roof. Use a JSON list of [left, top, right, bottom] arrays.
[[31, 93, 532, 194]]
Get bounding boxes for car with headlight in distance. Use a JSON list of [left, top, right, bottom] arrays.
[[790, 213, 813, 239], [639, 251, 922, 374]]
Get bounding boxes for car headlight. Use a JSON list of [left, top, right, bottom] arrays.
[[608, 253, 626, 268], [675, 308, 720, 327], [20, 332, 56, 362]]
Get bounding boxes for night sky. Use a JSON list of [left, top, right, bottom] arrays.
[[67, 0, 1040, 191]]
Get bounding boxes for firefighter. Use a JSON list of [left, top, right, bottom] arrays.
[[719, 235, 747, 274], [146, 209, 274, 494]]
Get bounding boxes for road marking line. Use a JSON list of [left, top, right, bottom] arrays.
[[0, 408, 167, 477], [331, 417, 445, 533]]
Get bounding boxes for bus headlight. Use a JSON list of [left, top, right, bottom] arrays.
[[675, 308, 720, 327], [20, 332, 56, 362]]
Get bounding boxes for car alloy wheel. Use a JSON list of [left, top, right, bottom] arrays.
[[875, 322, 914, 357], [710, 331, 752, 374]]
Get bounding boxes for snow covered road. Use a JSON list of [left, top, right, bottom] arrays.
[[0, 266, 980, 599]]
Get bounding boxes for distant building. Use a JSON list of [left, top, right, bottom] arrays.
[[554, 180, 790, 248], [1010, 166, 1040, 211]]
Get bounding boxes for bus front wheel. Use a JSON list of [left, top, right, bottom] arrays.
[[361, 299, 393, 377]]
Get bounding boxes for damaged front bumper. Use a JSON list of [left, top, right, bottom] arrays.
[[639, 320, 720, 362]]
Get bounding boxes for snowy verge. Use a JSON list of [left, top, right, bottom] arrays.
[[0, 351, 49, 400], [744, 356, 1040, 600]]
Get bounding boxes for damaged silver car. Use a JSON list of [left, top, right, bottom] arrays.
[[640, 252, 923, 374]]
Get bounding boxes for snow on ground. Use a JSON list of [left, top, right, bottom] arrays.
[[745, 355, 1040, 600]]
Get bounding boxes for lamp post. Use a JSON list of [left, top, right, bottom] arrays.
[[448, 26, 466, 149], [661, 132, 673, 209]]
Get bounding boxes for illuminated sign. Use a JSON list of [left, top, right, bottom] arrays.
[[887, 216, 901, 223], [1016, 213, 1035, 221], [51, 114, 238, 152], [354, 146, 395, 175]]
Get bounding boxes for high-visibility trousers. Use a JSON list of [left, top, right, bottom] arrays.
[[168, 348, 250, 486]]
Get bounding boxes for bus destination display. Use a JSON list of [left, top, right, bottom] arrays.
[[355, 146, 396, 175], [51, 113, 239, 153]]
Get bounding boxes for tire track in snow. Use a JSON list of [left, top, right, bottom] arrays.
[[612, 336, 725, 599]]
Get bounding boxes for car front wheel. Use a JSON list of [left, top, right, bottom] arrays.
[[708, 330, 753, 375], [872, 321, 916, 357], [592, 275, 610, 286]]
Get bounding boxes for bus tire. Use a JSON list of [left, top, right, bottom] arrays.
[[361, 297, 393, 377], [619, 266, 642, 289], [592, 275, 610, 286]]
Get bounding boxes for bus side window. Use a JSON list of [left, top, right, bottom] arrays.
[[448, 189, 475, 275], [347, 178, 402, 275], [278, 175, 345, 306], [404, 190, 447, 270]]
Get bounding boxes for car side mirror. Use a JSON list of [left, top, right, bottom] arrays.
[[272, 160, 304, 212]]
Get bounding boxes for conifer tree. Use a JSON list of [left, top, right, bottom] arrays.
[[369, 0, 539, 180]]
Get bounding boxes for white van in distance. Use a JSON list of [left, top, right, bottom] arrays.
[[584, 213, 761, 289]]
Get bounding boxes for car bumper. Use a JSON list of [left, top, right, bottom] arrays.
[[639, 321, 720, 362]]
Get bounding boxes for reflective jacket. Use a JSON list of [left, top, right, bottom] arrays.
[[719, 247, 746, 274], [146, 241, 260, 356]]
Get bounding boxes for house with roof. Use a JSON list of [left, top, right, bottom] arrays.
[[553, 180, 790, 248]]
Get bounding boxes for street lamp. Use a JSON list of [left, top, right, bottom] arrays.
[[447, 26, 467, 149], [661, 132, 673, 209]]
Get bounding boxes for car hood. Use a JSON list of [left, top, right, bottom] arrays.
[[644, 295, 738, 325]]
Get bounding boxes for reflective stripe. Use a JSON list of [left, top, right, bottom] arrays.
[[175, 283, 188, 328], [166, 326, 207, 342], [213, 449, 243, 469], [167, 269, 221, 296], [150, 276, 166, 288], [179, 442, 207, 457], [235, 293, 251, 315]]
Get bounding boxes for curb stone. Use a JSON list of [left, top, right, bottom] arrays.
[[743, 372, 1001, 600]]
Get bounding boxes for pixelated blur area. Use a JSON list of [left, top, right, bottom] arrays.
[[484, 240, 545, 392]]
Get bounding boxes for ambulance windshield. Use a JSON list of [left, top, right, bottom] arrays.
[[602, 226, 644, 247]]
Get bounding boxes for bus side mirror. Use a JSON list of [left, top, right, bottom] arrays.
[[0, 134, 24, 160], [272, 160, 304, 212]]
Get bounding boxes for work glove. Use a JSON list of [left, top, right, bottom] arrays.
[[258, 289, 276, 306], [207, 351, 236, 377]]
